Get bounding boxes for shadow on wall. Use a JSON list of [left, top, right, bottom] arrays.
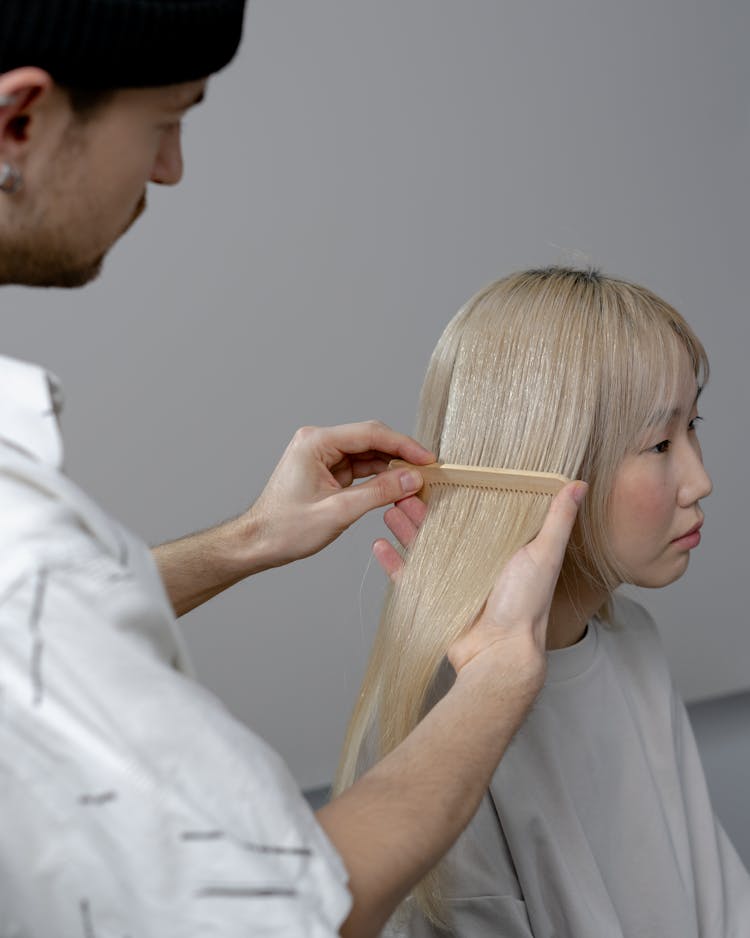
[[305, 691, 750, 867]]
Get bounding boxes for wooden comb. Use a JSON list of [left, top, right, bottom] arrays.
[[390, 460, 569, 500]]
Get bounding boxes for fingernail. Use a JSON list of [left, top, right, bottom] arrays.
[[570, 482, 588, 506], [400, 471, 422, 494]]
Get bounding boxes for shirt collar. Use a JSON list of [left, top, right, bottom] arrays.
[[0, 355, 65, 469]]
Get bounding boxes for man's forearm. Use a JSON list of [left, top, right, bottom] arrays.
[[152, 514, 271, 617], [316, 646, 541, 938]]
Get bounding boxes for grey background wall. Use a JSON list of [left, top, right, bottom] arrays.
[[3, 0, 749, 790]]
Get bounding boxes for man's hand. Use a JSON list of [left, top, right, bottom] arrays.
[[243, 421, 434, 571], [448, 480, 587, 687], [154, 421, 434, 616], [374, 481, 587, 689], [320, 480, 587, 938]]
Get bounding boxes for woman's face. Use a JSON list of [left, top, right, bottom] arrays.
[[607, 366, 712, 589]]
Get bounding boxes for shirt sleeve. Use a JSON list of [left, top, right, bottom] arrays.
[[671, 687, 750, 937], [0, 554, 351, 938]]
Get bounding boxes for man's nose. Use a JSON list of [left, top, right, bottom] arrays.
[[150, 125, 184, 186]]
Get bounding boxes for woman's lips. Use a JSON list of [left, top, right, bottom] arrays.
[[671, 520, 703, 548]]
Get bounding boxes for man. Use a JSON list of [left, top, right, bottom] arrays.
[[0, 3, 585, 936]]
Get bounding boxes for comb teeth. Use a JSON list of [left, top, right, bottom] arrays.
[[425, 480, 558, 498]]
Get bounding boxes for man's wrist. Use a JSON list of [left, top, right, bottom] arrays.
[[226, 508, 280, 577], [451, 638, 546, 715]]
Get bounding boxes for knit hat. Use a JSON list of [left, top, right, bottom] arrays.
[[0, 0, 247, 89]]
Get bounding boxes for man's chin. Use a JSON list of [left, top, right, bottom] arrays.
[[23, 251, 107, 289], [0, 252, 105, 289], [48, 255, 106, 289], [0, 196, 144, 288], [53, 195, 144, 284]]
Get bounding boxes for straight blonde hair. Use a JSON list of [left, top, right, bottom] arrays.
[[335, 267, 708, 927]]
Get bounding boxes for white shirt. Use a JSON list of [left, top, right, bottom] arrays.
[[0, 355, 351, 938]]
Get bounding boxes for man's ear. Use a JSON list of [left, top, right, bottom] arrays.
[[0, 67, 54, 163]]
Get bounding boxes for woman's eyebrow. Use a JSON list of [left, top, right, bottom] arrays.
[[648, 386, 704, 427]]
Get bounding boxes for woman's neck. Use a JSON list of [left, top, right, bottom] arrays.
[[546, 573, 609, 651]]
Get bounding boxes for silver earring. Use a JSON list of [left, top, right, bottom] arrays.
[[0, 163, 23, 194], [0, 94, 18, 107]]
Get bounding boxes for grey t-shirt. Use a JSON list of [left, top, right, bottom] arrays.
[[391, 595, 750, 937]]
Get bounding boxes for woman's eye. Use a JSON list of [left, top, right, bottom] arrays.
[[650, 439, 671, 454], [688, 415, 704, 432]]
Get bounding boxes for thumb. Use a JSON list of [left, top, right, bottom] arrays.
[[528, 481, 588, 575], [333, 468, 424, 525]]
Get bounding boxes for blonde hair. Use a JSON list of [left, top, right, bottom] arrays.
[[335, 267, 708, 927]]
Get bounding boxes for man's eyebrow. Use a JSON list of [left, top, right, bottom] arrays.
[[173, 89, 206, 111]]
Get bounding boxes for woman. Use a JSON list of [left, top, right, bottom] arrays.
[[335, 267, 750, 936]]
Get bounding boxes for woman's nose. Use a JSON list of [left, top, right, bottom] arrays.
[[679, 442, 713, 506]]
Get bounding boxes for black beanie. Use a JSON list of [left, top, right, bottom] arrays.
[[0, 0, 247, 90]]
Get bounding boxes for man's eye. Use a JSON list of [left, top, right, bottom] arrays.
[[688, 415, 704, 432]]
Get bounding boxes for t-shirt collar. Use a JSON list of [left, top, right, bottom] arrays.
[[545, 618, 599, 683], [0, 355, 64, 469]]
